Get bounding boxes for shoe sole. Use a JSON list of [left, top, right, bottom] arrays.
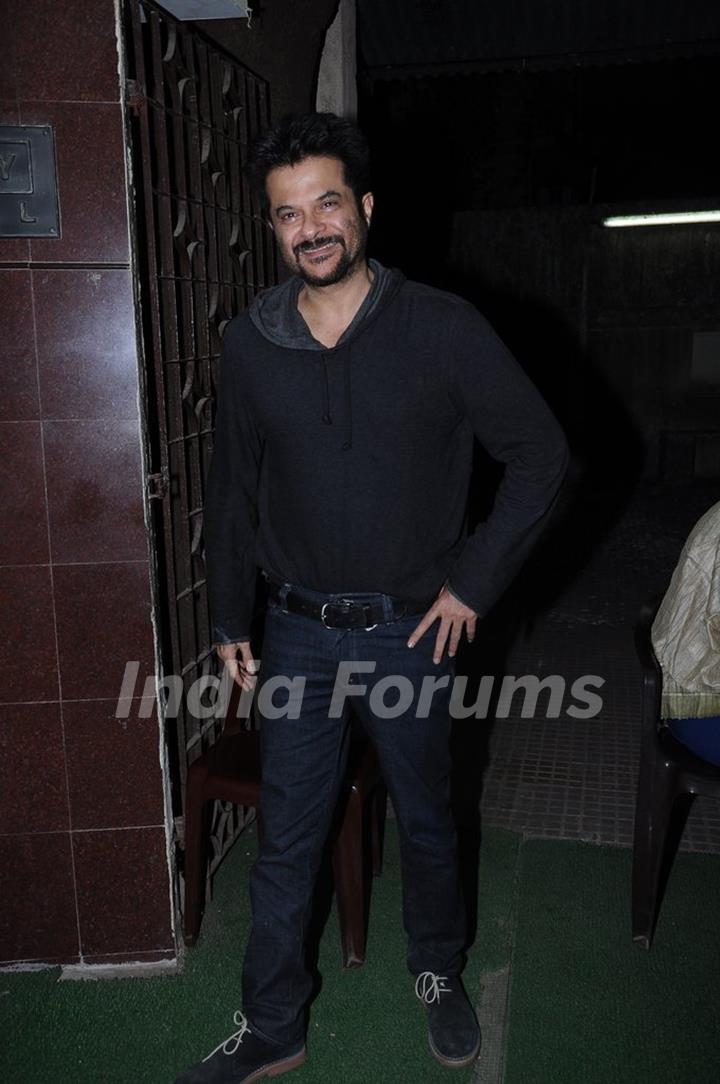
[[428, 1034, 481, 1069], [244, 1047, 307, 1082]]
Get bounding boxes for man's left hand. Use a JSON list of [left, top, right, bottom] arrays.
[[407, 587, 477, 664]]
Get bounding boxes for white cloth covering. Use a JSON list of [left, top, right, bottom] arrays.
[[651, 500, 720, 719]]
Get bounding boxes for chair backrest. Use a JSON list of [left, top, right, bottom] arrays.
[[635, 598, 720, 796], [634, 598, 663, 749]]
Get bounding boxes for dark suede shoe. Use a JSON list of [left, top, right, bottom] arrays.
[[172, 1011, 306, 1084], [415, 972, 481, 1068]]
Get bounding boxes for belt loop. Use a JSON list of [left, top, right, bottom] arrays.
[[263, 571, 290, 609], [393, 598, 408, 621]]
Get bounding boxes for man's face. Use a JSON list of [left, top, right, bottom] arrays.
[[265, 155, 373, 287]]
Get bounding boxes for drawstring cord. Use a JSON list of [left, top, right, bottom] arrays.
[[320, 350, 353, 449], [321, 356, 332, 425], [341, 348, 352, 450]]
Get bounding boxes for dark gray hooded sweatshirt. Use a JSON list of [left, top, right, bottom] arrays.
[[204, 260, 568, 642]]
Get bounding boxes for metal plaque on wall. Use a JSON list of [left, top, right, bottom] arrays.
[[0, 125, 60, 238]]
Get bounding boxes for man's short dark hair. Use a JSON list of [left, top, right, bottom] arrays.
[[246, 112, 371, 212]]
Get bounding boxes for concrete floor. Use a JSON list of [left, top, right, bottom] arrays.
[[475, 479, 720, 854]]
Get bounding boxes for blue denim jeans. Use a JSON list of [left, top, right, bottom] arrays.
[[241, 589, 466, 1044]]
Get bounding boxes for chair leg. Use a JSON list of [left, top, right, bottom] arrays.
[[183, 769, 211, 947], [632, 759, 679, 948], [370, 783, 387, 878], [332, 785, 366, 969]]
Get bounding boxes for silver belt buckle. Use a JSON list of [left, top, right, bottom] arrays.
[[320, 599, 378, 631], [320, 601, 334, 629]]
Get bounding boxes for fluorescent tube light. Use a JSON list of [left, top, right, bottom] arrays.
[[603, 211, 720, 228]]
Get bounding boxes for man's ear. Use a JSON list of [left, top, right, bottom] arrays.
[[362, 192, 374, 227]]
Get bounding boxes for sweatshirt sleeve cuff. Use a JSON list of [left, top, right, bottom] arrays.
[[446, 580, 481, 615], [212, 625, 251, 645]]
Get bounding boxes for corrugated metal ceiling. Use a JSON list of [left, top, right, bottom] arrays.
[[358, 0, 720, 77]]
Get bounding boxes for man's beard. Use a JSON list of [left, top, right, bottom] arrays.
[[290, 223, 367, 287]]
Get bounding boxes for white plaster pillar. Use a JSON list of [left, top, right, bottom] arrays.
[[316, 0, 357, 118]]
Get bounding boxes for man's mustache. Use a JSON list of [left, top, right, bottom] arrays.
[[294, 235, 345, 257]]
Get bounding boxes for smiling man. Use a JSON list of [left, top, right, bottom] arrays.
[[175, 113, 568, 1084], [274, 156, 371, 286]]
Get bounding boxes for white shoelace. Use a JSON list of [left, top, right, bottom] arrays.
[[202, 1010, 251, 1062], [415, 971, 451, 1005]]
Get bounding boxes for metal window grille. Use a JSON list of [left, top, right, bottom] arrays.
[[121, 0, 277, 872]]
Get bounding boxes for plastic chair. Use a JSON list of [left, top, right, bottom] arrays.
[[632, 599, 720, 947], [182, 698, 386, 969]]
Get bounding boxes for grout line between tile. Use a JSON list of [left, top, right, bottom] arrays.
[[31, 266, 84, 959]]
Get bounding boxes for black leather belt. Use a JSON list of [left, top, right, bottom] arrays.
[[266, 578, 432, 630]]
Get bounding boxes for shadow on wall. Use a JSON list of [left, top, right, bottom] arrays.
[[469, 286, 646, 610]]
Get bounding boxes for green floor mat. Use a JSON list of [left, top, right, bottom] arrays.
[[0, 824, 518, 1084], [12, 828, 715, 1084], [504, 839, 720, 1084]]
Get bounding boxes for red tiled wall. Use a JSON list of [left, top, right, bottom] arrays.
[[0, 0, 175, 966]]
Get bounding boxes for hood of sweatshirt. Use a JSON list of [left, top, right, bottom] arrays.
[[247, 258, 405, 350], [246, 259, 406, 451]]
